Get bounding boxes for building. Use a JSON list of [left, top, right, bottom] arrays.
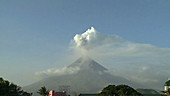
[[48, 90, 67, 96], [164, 78, 170, 92]]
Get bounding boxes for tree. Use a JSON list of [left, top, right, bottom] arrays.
[[98, 84, 143, 96], [0, 77, 31, 96], [98, 85, 118, 96], [37, 86, 49, 96]]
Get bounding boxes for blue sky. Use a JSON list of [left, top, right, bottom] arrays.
[[0, 0, 170, 86]]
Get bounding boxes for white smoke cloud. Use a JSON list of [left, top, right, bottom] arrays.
[[72, 27, 123, 53], [72, 27, 170, 57]]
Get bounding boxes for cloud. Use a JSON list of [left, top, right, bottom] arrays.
[[35, 66, 80, 78]]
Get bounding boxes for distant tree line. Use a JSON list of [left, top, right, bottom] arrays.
[[98, 84, 143, 96], [0, 77, 31, 96]]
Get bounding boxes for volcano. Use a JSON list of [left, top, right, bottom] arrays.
[[68, 56, 107, 72], [23, 56, 142, 95]]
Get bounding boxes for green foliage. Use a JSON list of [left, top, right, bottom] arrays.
[[0, 77, 31, 96], [98, 84, 143, 96], [37, 86, 49, 96]]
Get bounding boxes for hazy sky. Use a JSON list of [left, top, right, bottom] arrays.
[[0, 0, 170, 87]]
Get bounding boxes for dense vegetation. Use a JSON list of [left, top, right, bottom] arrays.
[[98, 85, 143, 96], [0, 77, 31, 96]]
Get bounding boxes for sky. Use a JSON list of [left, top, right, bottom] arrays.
[[0, 0, 170, 87]]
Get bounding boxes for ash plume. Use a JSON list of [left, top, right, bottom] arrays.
[[72, 27, 123, 55]]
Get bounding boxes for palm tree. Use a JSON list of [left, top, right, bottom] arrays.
[[37, 86, 49, 96]]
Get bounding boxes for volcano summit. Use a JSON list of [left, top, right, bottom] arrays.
[[68, 56, 107, 72]]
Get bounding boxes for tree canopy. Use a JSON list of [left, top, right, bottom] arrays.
[[98, 84, 143, 96], [0, 77, 31, 96], [37, 86, 49, 96]]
